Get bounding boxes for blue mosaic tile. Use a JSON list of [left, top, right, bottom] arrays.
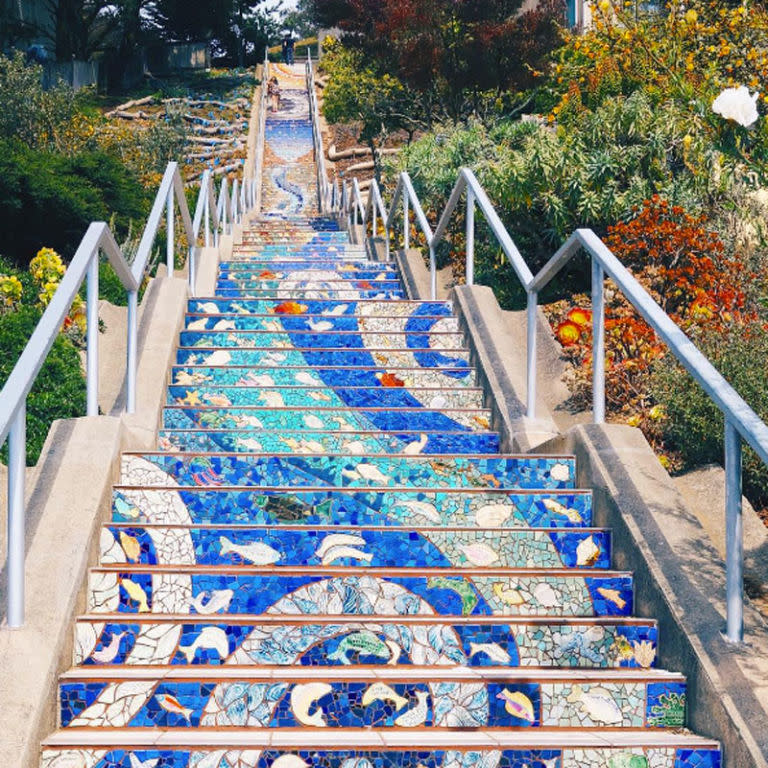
[[156, 428, 501, 455], [76, 618, 658, 667], [111, 487, 593, 528], [123, 453, 577, 491]]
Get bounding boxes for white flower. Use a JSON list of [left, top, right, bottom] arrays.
[[712, 86, 760, 128]]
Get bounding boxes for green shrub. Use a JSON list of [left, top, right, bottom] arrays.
[[651, 322, 768, 509], [0, 306, 86, 465], [0, 139, 149, 267], [0, 52, 79, 151]]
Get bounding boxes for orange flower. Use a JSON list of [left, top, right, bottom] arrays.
[[258, 270, 277, 279], [556, 320, 582, 346], [272, 301, 308, 315], [379, 372, 405, 388], [567, 307, 593, 328]]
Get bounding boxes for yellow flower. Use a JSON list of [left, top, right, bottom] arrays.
[[684, 9, 699, 25], [626, 414, 642, 427]]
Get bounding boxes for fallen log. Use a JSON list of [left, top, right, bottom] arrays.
[[327, 144, 400, 161], [105, 95, 154, 118]]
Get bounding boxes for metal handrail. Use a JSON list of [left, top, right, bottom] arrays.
[[306, 51, 333, 213], [253, 49, 269, 216], [339, 164, 768, 643]]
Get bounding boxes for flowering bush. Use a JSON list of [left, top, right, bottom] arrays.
[[550, 1, 768, 115], [0, 274, 22, 312], [545, 197, 754, 424]]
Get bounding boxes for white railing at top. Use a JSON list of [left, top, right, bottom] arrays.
[[340, 166, 768, 644], [253, 48, 270, 216], [0, 139, 257, 627], [306, 52, 335, 214]]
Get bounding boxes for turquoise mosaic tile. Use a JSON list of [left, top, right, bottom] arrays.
[[164, 384, 485, 410], [96, 525, 610, 572], [156, 428, 501, 455], [170, 365, 477, 389], [111, 487, 593, 528], [121, 454, 577, 491], [161, 405, 489, 434]]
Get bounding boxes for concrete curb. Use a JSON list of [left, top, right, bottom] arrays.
[[539, 424, 768, 768]]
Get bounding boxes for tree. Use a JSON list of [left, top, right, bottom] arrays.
[[320, 39, 423, 177], [42, 0, 115, 60], [145, 0, 231, 41], [281, 0, 315, 38], [310, 0, 564, 121]]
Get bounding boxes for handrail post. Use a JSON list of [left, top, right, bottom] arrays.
[[466, 187, 475, 286], [126, 289, 138, 413], [591, 257, 606, 423], [188, 246, 197, 297], [166, 187, 174, 275], [526, 290, 538, 419], [204, 193, 211, 248], [7, 402, 26, 628], [725, 418, 744, 642], [403, 194, 410, 251], [429, 244, 437, 300], [86, 256, 99, 417]]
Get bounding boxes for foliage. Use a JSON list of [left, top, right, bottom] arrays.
[[0, 52, 81, 152], [0, 306, 86, 465], [30, 247, 67, 307], [549, 0, 768, 114], [0, 274, 23, 313], [652, 320, 768, 508], [320, 39, 419, 157], [547, 197, 754, 422], [0, 139, 148, 267], [311, 0, 563, 122], [93, 110, 187, 189]]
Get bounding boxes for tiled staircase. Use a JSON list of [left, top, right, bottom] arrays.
[[40, 66, 721, 768]]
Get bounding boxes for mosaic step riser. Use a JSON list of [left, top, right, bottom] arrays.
[[227, 255, 373, 263], [183, 316, 460, 333], [157, 430, 502, 455], [187, 299, 452, 316], [111, 487, 592, 529], [38, 745, 723, 768], [175, 349, 472, 374], [121, 454, 575, 491], [216, 280, 405, 292], [58, 676, 684, 730], [219, 269, 400, 281], [178, 331, 467, 349], [161, 406, 491, 435], [97, 526, 611, 570], [171, 366, 478, 389], [89, 566, 630, 617], [165, 386, 485, 410], [72, 616, 660, 668], [214, 290, 408, 300]]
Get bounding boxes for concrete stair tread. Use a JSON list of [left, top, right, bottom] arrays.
[[59, 666, 682, 682], [93, 563, 622, 575], [77, 613, 654, 626], [41, 728, 718, 748]]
